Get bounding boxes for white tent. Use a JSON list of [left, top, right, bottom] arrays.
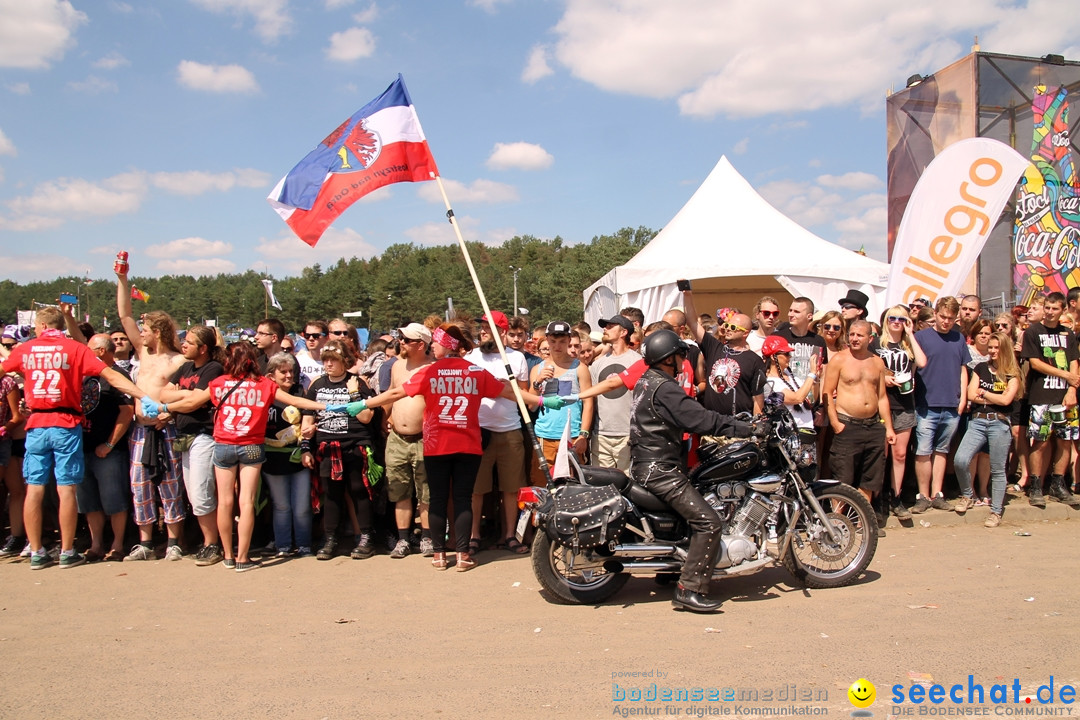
[[583, 156, 891, 325]]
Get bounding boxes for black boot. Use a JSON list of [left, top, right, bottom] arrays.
[[1048, 475, 1076, 504], [1027, 477, 1046, 508], [672, 584, 722, 613]]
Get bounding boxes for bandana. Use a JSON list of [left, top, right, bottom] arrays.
[[715, 307, 736, 323], [432, 327, 459, 351]]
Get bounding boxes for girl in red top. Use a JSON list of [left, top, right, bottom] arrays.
[[358, 324, 541, 571], [157, 342, 327, 571]]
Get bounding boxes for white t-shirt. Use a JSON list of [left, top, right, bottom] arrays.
[[764, 374, 814, 430], [746, 331, 767, 357], [463, 347, 528, 433], [296, 350, 324, 392]]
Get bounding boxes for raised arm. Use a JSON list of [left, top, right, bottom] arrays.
[[116, 270, 142, 355], [682, 284, 705, 343]]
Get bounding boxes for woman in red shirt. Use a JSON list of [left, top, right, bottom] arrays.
[[355, 324, 541, 571], [155, 342, 328, 571]]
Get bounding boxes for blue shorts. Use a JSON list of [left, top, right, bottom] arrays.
[[23, 426, 84, 486], [914, 408, 961, 456], [213, 443, 266, 469]]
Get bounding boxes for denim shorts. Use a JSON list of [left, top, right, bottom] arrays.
[[212, 442, 266, 469], [24, 426, 84, 486], [77, 448, 131, 515], [914, 407, 961, 456]]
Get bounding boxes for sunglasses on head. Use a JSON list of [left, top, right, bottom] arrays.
[[822, 323, 842, 331], [721, 322, 749, 333], [303, 332, 325, 340], [760, 310, 780, 318]]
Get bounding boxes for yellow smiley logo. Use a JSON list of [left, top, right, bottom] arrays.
[[848, 678, 876, 708]]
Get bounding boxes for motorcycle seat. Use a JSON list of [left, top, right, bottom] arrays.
[[626, 482, 670, 512], [580, 465, 630, 491]]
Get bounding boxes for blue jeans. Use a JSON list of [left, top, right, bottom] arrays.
[[264, 469, 312, 551], [953, 417, 1010, 515], [914, 407, 960, 456]]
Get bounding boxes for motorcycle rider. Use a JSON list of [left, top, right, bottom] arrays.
[[631, 330, 758, 613]]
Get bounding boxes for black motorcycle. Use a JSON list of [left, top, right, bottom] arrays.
[[517, 394, 879, 605]]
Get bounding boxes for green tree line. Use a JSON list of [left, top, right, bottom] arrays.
[[0, 227, 656, 335]]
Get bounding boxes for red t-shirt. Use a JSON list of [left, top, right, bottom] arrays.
[[402, 357, 505, 456], [1, 334, 107, 429], [618, 358, 695, 396], [209, 374, 278, 445]]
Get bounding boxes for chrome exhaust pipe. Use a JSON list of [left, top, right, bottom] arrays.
[[604, 560, 683, 574], [610, 543, 679, 558]]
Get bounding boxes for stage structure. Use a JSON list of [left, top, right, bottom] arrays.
[[887, 50, 1080, 309]]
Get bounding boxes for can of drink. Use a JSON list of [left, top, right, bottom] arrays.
[[114, 250, 129, 275]]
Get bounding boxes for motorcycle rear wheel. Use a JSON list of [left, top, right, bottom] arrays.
[[781, 483, 878, 588], [531, 533, 629, 605]]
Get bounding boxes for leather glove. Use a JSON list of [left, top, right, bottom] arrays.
[[346, 400, 368, 417], [750, 416, 770, 439], [140, 396, 160, 419]]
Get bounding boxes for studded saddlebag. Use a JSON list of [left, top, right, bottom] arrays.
[[550, 483, 627, 552]]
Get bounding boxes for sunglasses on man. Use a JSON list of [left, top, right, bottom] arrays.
[[303, 332, 326, 340], [721, 322, 749, 333]]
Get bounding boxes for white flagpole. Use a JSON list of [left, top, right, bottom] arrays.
[[431, 173, 553, 482]]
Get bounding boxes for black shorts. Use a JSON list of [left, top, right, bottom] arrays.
[[829, 417, 885, 493]]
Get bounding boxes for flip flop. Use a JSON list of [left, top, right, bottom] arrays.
[[84, 549, 106, 563], [103, 549, 124, 562], [468, 537, 482, 555], [505, 538, 529, 554]]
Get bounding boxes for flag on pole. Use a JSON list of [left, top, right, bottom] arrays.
[[102, 314, 109, 328], [262, 278, 283, 311], [552, 415, 573, 480], [131, 286, 150, 302], [267, 74, 439, 247]]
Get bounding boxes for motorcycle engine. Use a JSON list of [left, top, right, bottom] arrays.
[[704, 484, 774, 568]]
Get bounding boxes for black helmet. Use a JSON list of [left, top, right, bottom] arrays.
[[642, 329, 687, 366]]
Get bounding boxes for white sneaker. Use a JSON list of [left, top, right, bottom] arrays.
[[19, 541, 32, 559], [125, 544, 155, 561], [164, 545, 183, 561]]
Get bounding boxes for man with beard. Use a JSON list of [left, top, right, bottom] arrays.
[[465, 311, 531, 553], [588, 315, 640, 470], [684, 287, 765, 417]]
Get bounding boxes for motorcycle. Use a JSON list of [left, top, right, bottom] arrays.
[[516, 394, 879, 605]]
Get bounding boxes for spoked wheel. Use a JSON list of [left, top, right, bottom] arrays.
[[781, 483, 878, 588], [531, 533, 628, 605]]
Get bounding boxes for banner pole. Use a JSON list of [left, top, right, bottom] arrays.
[[431, 173, 553, 483]]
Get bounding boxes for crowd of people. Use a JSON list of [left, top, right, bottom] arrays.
[[1, 267, 1077, 576]]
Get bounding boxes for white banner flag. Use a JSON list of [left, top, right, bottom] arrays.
[[552, 415, 573, 480], [261, 278, 283, 311], [886, 137, 1031, 308]]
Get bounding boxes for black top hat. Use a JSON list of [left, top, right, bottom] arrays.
[[838, 289, 869, 311]]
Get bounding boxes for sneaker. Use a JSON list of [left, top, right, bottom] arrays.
[[390, 539, 411, 559], [351, 533, 376, 560], [419, 537, 434, 557], [235, 559, 261, 573], [295, 546, 313, 558], [125, 544, 155, 561], [316, 535, 337, 561], [953, 496, 974, 514], [194, 544, 223, 566], [59, 552, 86, 569], [984, 512, 1002, 528], [223, 558, 236, 569], [891, 497, 912, 520], [910, 494, 932, 514], [30, 552, 55, 570], [930, 493, 953, 511], [1028, 482, 1046, 508], [0, 535, 25, 557], [19, 541, 32, 559], [164, 545, 184, 561], [275, 548, 295, 559], [384, 532, 399, 552]]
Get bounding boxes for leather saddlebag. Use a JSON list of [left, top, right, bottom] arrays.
[[551, 483, 627, 551]]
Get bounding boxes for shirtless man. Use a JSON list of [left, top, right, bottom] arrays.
[[384, 323, 435, 558], [823, 320, 896, 504], [117, 269, 187, 560]]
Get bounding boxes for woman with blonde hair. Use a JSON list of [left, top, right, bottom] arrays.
[[953, 332, 1023, 527], [874, 305, 927, 518], [814, 310, 845, 354]]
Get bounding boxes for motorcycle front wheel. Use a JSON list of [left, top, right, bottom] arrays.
[[781, 482, 878, 588], [531, 533, 629, 605]]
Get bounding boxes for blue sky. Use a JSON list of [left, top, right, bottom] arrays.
[[0, 0, 1076, 283]]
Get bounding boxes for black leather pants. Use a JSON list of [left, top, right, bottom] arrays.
[[632, 461, 722, 594]]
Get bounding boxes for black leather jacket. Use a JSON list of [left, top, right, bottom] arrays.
[[630, 367, 749, 464]]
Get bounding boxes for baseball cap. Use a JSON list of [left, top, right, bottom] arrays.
[[599, 316, 635, 335], [761, 335, 795, 357], [398, 322, 432, 344], [545, 321, 572, 336], [474, 310, 509, 332]]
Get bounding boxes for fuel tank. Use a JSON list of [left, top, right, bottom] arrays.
[[689, 440, 765, 485]]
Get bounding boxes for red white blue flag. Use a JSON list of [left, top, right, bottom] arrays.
[[267, 74, 439, 247]]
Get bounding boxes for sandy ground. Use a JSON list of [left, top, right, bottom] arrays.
[[1, 516, 1078, 720]]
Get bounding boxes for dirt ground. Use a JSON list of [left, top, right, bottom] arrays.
[[1, 517, 1078, 720]]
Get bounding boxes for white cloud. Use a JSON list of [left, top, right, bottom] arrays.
[[0, 251, 83, 281], [547, 0, 1080, 117], [326, 27, 376, 62], [188, 0, 291, 42], [8, 174, 144, 218], [325, 0, 354, 8], [68, 75, 118, 94], [93, 51, 129, 69], [522, 45, 553, 83], [256, 226, 379, 273], [155, 258, 238, 275], [0, 214, 65, 231], [732, 138, 749, 155], [352, 3, 377, 23], [146, 237, 234, 258], [467, 0, 510, 13], [817, 172, 883, 191], [149, 168, 271, 195], [89, 244, 120, 255], [486, 142, 554, 171], [6, 82, 30, 95], [109, 2, 133, 12], [417, 178, 518, 204], [0, 128, 15, 156], [404, 215, 483, 247], [177, 60, 259, 93], [0, 0, 87, 69]]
